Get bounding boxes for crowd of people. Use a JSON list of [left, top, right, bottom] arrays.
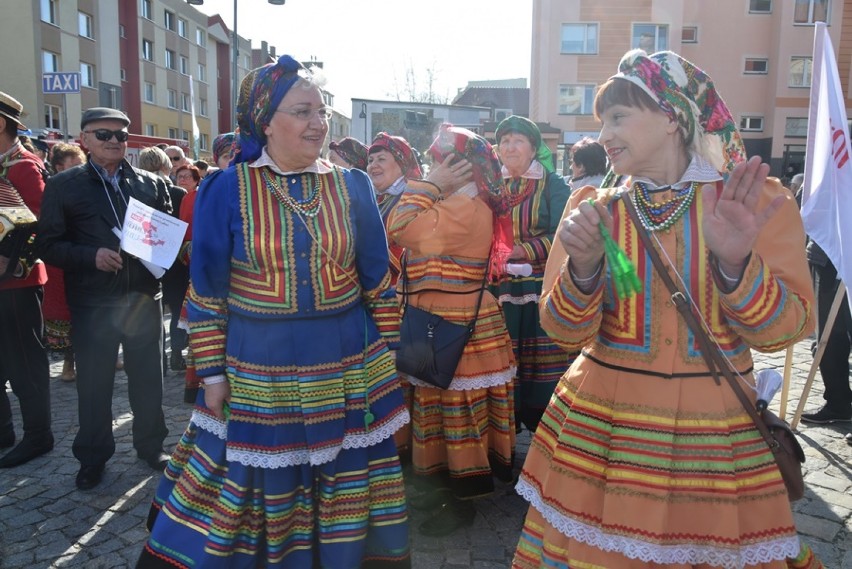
[[0, 45, 841, 568]]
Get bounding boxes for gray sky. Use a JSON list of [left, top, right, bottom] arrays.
[[191, 0, 533, 115]]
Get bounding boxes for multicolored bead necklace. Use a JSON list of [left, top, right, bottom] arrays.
[[630, 180, 698, 231], [262, 169, 323, 218]]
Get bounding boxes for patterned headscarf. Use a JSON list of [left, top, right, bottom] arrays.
[[329, 137, 368, 170], [233, 55, 307, 165], [614, 49, 746, 173], [369, 133, 422, 179], [427, 124, 512, 277], [212, 132, 236, 164], [495, 115, 555, 173]]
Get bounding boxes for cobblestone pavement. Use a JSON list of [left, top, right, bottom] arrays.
[[0, 338, 850, 568]]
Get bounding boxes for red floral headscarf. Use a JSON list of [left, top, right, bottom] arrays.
[[369, 133, 422, 179]]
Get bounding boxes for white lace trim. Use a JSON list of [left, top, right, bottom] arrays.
[[404, 366, 515, 391], [177, 318, 190, 332], [498, 293, 539, 305], [219, 409, 410, 469], [192, 410, 227, 440], [515, 478, 801, 569]]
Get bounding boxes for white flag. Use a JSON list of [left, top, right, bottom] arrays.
[[189, 76, 201, 160], [801, 22, 852, 311]]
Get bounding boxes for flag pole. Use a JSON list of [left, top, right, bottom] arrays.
[[791, 282, 847, 429], [779, 346, 793, 419]]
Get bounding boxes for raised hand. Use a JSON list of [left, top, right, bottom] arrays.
[[557, 199, 610, 278], [700, 156, 783, 275]]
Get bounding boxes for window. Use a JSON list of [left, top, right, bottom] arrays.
[[794, 0, 829, 23], [168, 127, 178, 138], [41, 0, 57, 24], [632, 24, 668, 52], [42, 50, 59, 73], [785, 117, 808, 137], [200, 133, 209, 150], [200, 99, 208, 116], [681, 26, 698, 43], [178, 18, 188, 38], [560, 24, 598, 54], [120, 68, 126, 82], [744, 58, 769, 74], [164, 10, 175, 31], [165, 49, 176, 70], [145, 124, 156, 137], [558, 85, 595, 115], [750, 0, 772, 12], [78, 12, 94, 38], [180, 56, 189, 75], [740, 116, 764, 131], [196, 28, 206, 46], [244, 54, 251, 68], [80, 63, 95, 88], [198, 63, 207, 82], [790, 57, 813, 87], [181, 130, 189, 142], [141, 0, 152, 20], [168, 89, 177, 109], [119, 24, 126, 38], [181, 93, 191, 112], [44, 104, 62, 130], [144, 82, 155, 103], [142, 39, 153, 61]]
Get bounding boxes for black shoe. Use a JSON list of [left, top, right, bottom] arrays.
[[418, 499, 476, 537], [170, 352, 186, 371], [409, 488, 451, 511], [0, 433, 54, 468], [76, 463, 105, 490], [140, 450, 170, 471], [0, 430, 14, 449], [801, 406, 852, 424], [846, 433, 852, 447]]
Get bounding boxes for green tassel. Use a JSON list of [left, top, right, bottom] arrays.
[[589, 199, 642, 299]]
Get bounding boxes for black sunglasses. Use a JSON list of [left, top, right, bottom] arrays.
[[169, 156, 181, 161], [85, 128, 129, 142]]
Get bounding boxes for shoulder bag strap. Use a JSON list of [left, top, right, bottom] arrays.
[[621, 194, 783, 452]]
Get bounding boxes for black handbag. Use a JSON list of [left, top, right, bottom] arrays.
[[396, 253, 488, 389], [623, 195, 806, 501]]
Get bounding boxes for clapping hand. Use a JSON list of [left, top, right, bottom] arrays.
[[701, 156, 784, 275], [557, 199, 610, 278], [426, 155, 473, 195]]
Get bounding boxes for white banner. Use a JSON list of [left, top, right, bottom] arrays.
[[120, 197, 187, 276]]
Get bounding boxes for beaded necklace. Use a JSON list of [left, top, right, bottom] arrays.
[[630, 180, 698, 231], [261, 169, 323, 218]]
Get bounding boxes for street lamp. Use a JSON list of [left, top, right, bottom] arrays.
[[359, 102, 367, 144], [185, 0, 285, 127]]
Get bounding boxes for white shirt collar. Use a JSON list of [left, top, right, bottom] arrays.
[[631, 154, 721, 190], [381, 176, 406, 196], [502, 159, 544, 180], [249, 146, 333, 175]]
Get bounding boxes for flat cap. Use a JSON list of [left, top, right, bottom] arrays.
[[80, 107, 130, 130]]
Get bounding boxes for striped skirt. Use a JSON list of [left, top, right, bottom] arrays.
[[513, 356, 802, 569]]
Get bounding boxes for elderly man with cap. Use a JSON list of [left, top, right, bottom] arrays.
[[37, 107, 172, 490], [0, 91, 53, 469]]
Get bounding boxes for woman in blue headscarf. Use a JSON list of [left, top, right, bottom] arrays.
[[137, 55, 411, 569]]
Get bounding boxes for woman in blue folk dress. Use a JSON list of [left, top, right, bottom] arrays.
[[136, 56, 410, 569]]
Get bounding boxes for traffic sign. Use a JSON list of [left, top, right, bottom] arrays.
[[42, 72, 81, 94]]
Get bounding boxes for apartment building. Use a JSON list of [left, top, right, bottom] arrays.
[[1, 0, 277, 159], [532, 0, 848, 176]]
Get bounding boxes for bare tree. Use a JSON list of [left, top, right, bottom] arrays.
[[388, 60, 450, 104]]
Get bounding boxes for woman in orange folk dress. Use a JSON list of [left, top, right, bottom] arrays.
[[513, 49, 823, 569], [388, 124, 516, 537]]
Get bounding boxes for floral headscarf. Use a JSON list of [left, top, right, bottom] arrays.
[[614, 49, 745, 173], [369, 133, 422, 179], [212, 132, 236, 165], [233, 55, 309, 165], [427, 124, 512, 277], [329, 137, 368, 170], [495, 115, 555, 173]]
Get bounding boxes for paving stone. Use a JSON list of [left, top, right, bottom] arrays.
[[793, 513, 843, 542]]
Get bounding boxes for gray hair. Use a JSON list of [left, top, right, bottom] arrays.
[[164, 145, 185, 159], [790, 173, 805, 193], [139, 146, 172, 173]]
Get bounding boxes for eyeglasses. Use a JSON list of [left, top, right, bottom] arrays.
[[84, 129, 129, 142], [169, 156, 182, 162], [275, 106, 332, 122]]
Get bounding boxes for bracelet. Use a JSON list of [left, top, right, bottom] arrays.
[[716, 261, 743, 286], [203, 374, 227, 386], [569, 261, 603, 286]]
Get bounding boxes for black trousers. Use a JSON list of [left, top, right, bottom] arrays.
[[811, 262, 852, 411], [0, 286, 51, 438], [70, 292, 168, 466]]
